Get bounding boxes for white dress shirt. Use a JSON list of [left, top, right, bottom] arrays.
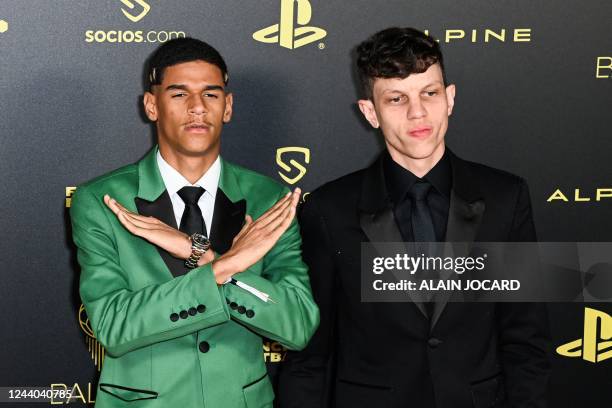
[[156, 149, 220, 237]]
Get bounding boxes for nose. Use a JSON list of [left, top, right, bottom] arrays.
[[188, 94, 207, 116], [407, 98, 427, 119]]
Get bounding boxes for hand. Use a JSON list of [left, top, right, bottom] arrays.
[[212, 188, 301, 283], [104, 194, 192, 260]]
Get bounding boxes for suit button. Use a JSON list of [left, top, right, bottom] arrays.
[[428, 337, 443, 348], [170, 313, 179, 322], [237, 306, 246, 314], [246, 310, 255, 318], [199, 341, 210, 353], [230, 302, 238, 310], [188, 307, 197, 316], [179, 310, 188, 319], [197, 304, 206, 313]]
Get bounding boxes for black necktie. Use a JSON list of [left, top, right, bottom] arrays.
[[177, 186, 207, 237], [408, 182, 436, 243], [408, 181, 437, 316]]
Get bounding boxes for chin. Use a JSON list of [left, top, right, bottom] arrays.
[[181, 139, 220, 155], [399, 141, 442, 160]]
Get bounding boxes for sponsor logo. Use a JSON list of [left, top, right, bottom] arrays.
[[120, 0, 150, 23], [424, 28, 531, 43], [65, 187, 77, 208], [547, 188, 612, 202], [596, 57, 612, 78], [0, 19, 8, 34], [263, 340, 287, 362], [85, 1, 185, 44], [84, 29, 185, 44], [253, 0, 326, 49], [557, 307, 612, 363], [78, 304, 105, 372], [276, 147, 310, 185], [50, 383, 96, 405]]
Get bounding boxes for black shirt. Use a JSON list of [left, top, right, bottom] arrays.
[[384, 149, 452, 242]]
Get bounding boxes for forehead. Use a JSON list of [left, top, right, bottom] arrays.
[[161, 60, 224, 86], [372, 63, 444, 94]]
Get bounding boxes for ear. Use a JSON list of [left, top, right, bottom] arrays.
[[357, 99, 379, 128], [222, 92, 233, 123], [143, 91, 158, 122], [445, 84, 456, 116]]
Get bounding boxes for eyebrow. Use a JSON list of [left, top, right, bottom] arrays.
[[165, 84, 225, 92], [380, 81, 444, 94]]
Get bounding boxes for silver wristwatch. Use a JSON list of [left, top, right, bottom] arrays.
[[185, 233, 211, 269]]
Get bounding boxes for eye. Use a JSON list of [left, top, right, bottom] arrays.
[[388, 95, 406, 104], [424, 90, 438, 97], [204, 93, 219, 99], [171, 92, 186, 98]]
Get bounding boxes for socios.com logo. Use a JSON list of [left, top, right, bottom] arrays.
[[85, 1, 186, 44], [120, 0, 150, 23], [276, 147, 310, 185], [253, 0, 326, 49], [557, 307, 612, 363]]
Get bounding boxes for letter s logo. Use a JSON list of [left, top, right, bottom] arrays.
[[276, 147, 310, 185], [120, 0, 150, 23]]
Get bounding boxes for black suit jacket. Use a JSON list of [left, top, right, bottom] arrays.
[[278, 149, 551, 408]]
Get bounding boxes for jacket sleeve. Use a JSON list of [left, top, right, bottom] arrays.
[[276, 195, 337, 407], [71, 186, 230, 358], [222, 189, 320, 351], [498, 179, 551, 407]]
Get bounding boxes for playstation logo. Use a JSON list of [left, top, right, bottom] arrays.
[[557, 307, 612, 363], [120, 0, 150, 23], [253, 0, 326, 49]]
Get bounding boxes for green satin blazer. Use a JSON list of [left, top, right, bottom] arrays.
[[70, 146, 319, 407]]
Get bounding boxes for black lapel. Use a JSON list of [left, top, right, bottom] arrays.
[[135, 188, 246, 277], [430, 149, 486, 329], [358, 155, 428, 318], [134, 192, 190, 278], [210, 189, 246, 255]]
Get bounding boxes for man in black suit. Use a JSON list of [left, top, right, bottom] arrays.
[[278, 27, 550, 408]]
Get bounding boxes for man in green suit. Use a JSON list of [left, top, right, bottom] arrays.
[[70, 38, 319, 407]]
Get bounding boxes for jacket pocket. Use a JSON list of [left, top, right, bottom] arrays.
[[336, 377, 393, 390], [243, 373, 274, 408], [99, 346, 156, 402], [99, 383, 158, 402], [471, 374, 505, 408]]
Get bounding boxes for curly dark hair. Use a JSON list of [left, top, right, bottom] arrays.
[[356, 27, 447, 99], [145, 37, 228, 91]]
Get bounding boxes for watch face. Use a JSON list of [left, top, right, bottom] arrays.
[[191, 233, 210, 247]]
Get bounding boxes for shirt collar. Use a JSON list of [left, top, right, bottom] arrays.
[[384, 148, 452, 203], [156, 150, 220, 200]]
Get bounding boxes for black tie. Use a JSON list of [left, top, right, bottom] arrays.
[[408, 182, 437, 243], [408, 181, 438, 316], [177, 186, 207, 237]]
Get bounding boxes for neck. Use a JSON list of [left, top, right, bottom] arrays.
[[388, 143, 445, 178], [158, 144, 219, 184]]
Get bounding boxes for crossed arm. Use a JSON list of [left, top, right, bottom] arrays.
[[71, 186, 319, 357]]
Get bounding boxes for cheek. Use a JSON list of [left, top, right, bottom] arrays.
[[378, 108, 404, 129], [429, 102, 450, 123]]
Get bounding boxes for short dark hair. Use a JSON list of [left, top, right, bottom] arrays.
[[146, 37, 229, 91], [356, 27, 447, 99]]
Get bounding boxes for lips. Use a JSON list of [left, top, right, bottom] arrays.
[[184, 123, 211, 133], [408, 126, 433, 138]]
